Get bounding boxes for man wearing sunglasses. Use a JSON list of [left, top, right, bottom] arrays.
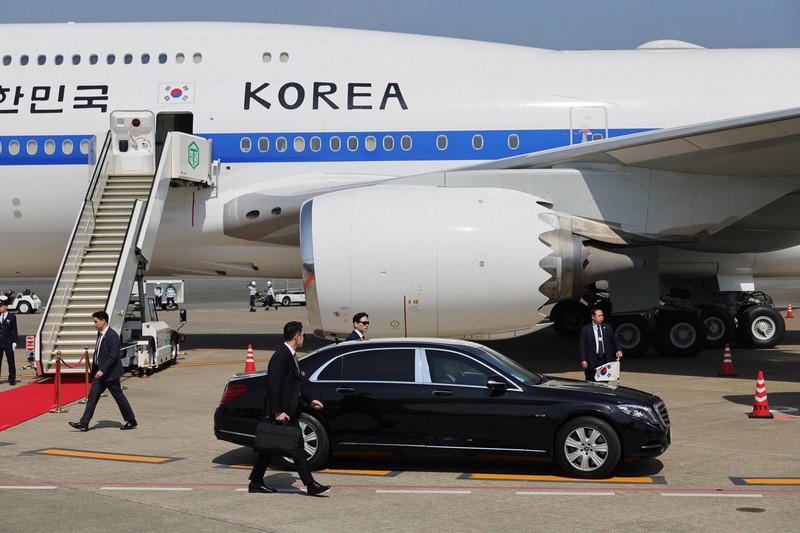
[[345, 312, 369, 341]]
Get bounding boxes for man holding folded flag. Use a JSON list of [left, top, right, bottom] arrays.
[[579, 307, 623, 381]]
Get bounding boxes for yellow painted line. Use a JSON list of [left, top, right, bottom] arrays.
[[466, 473, 658, 483], [737, 478, 800, 485], [34, 448, 176, 464], [320, 468, 393, 476]]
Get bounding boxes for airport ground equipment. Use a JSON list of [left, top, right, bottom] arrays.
[[0, 289, 42, 314], [34, 111, 210, 375]]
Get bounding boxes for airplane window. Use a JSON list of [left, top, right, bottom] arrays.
[[62, 139, 73, 155], [258, 137, 269, 152], [592, 133, 604, 141], [159, 53, 167, 64], [508, 134, 520, 149], [20, 55, 29, 66], [55, 55, 64, 65], [124, 54, 133, 65], [176, 53, 185, 64], [27, 140, 38, 155], [89, 54, 98, 65], [383, 136, 394, 151], [347, 136, 358, 151], [262, 52, 272, 63], [472, 134, 484, 150], [37, 55, 46, 66], [294, 137, 306, 152], [365, 136, 377, 152], [141, 53, 150, 64], [80, 139, 90, 155], [72, 54, 81, 65], [9, 140, 20, 156], [276, 137, 287, 152], [310, 136, 321, 152], [2, 55, 10, 66], [280, 52, 289, 63], [44, 140, 56, 155], [107, 54, 116, 65], [330, 136, 341, 152], [436, 135, 448, 151], [401, 135, 412, 151], [240, 137, 252, 153], [0, 141, 2, 154], [193, 53, 202, 64]]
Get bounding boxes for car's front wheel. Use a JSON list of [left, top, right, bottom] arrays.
[[274, 413, 330, 470], [555, 416, 621, 478]]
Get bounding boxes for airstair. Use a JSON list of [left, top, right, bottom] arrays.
[[35, 111, 213, 374]]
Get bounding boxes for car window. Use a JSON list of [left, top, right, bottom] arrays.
[[341, 348, 416, 382], [426, 349, 492, 386]]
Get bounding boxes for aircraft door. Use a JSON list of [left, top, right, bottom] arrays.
[[570, 106, 608, 144], [156, 112, 194, 164]]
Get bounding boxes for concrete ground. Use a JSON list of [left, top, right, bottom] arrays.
[[0, 278, 798, 532]]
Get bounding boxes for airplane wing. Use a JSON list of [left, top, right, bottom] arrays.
[[464, 107, 800, 177]]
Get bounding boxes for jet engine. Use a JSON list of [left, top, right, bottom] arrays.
[[300, 185, 638, 340]]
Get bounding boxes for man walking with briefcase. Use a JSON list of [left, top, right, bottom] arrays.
[[248, 321, 330, 496]]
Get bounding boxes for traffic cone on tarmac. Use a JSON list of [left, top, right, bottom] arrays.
[[244, 344, 256, 373], [787, 303, 794, 319], [718, 343, 737, 377], [748, 371, 774, 419]]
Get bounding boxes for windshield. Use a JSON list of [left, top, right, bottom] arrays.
[[481, 345, 544, 386]]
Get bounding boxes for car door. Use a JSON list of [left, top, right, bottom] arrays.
[[314, 346, 427, 449], [422, 348, 538, 453]]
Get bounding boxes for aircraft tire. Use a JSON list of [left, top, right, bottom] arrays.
[[698, 305, 735, 348], [551, 300, 590, 337], [737, 305, 785, 349], [608, 314, 652, 357], [655, 310, 705, 357]]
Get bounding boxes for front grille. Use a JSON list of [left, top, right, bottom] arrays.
[[654, 400, 670, 428]]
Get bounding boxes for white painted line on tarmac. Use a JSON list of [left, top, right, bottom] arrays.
[[660, 493, 763, 498], [376, 489, 472, 494], [99, 487, 193, 491], [516, 491, 615, 496], [0, 485, 57, 490]]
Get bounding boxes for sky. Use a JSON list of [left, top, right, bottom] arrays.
[[1, 0, 799, 50]]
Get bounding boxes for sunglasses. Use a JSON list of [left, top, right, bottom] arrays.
[[359, 321, 369, 325]]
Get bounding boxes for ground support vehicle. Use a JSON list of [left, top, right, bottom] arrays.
[[214, 338, 670, 479], [0, 289, 42, 314], [275, 289, 306, 307]]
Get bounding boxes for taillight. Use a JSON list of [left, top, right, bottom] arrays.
[[219, 383, 247, 405]]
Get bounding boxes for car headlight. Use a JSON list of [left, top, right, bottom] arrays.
[[617, 404, 659, 424]]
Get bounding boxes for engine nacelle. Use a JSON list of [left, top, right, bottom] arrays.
[[300, 185, 639, 340]]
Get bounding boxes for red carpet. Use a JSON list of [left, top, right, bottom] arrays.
[[0, 379, 88, 431]]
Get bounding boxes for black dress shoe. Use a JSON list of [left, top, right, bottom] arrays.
[[9, 380, 17, 386], [69, 421, 88, 432], [248, 481, 277, 493], [120, 419, 138, 430], [307, 482, 330, 496]]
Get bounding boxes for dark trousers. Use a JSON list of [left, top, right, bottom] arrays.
[[79, 377, 135, 425], [249, 425, 315, 486], [584, 353, 607, 382], [0, 344, 15, 382]]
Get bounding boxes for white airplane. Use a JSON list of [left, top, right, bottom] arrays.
[[2, 22, 799, 357]]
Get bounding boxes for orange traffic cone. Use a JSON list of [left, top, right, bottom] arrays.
[[787, 303, 794, 319], [718, 343, 737, 377], [244, 344, 256, 373], [748, 371, 774, 419]]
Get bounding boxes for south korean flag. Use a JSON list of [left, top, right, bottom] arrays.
[[595, 360, 620, 382]]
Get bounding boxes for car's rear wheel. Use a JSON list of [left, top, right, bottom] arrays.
[[555, 416, 621, 478], [274, 413, 330, 470]]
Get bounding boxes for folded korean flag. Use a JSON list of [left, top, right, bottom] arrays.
[[595, 361, 620, 382]]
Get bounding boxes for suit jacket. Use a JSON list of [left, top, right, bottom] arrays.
[[579, 322, 621, 370], [94, 327, 125, 381], [267, 343, 309, 420], [345, 330, 363, 341], [0, 312, 18, 347]]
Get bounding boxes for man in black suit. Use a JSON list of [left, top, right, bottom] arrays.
[[69, 311, 137, 431], [578, 307, 623, 381], [345, 312, 369, 341], [248, 321, 330, 496], [0, 298, 19, 385]]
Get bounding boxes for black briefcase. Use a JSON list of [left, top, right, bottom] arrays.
[[254, 421, 301, 456]]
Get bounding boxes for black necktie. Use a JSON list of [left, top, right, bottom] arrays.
[[596, 325, 604, 356], [94, 332, 102, 367]]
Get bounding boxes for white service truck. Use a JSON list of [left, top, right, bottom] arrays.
[[1, 289, 42, 314], [119, 294, 186, 376], [274, 280, 306, 306]]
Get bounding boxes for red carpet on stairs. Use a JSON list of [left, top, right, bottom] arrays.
[[0, 379, 88, 431]]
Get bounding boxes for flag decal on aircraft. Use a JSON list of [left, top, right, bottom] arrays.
[[160, 83, 194, 103]]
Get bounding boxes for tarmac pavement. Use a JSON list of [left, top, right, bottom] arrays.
[[0, 278, 799, 532]]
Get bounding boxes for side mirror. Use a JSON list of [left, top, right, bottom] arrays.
[[486, 375, 509, 391], [179, 309, 187, 323]]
